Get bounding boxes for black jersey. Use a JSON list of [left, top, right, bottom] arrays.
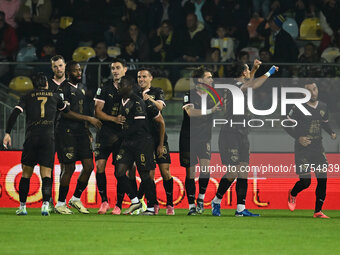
[[288, 101, 329, 145], [140, 86, 166, 142], [118, 93, 150, 140], [48, 78, 64, 93], [94, 79, 122, 133], [56, 81, 87, 134], [15, 88, 69, 138], [221, 81, 250, 135], [180, 88, 215, 141]]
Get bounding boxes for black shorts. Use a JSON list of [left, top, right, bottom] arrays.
[[154, 138, 171, 164], [294, 143, 328, 175], [56, 130, 93, 164], [115, 136, 156, 172], [179, 131, 211, 168], [22, 135, 55, 169], [94, 126, 121, 165], [219, 131, 250, 166]]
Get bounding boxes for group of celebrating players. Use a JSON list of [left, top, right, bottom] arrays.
[[3, 55, 337, 218]]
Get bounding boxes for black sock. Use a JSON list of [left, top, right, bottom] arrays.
[[96, 172, 108, 202], [185, 178, 195, 205], [315, 177, 327, 213], [117, 175, 135, 200], [291, 177, 311, 197], [129, 178, 138, 196], [236, 178, 248, 205], [198, 177, 209, 196], [216, 177, 233, 199], [49, 170, 54, 204], [19, 177, 30, 203], [42, 177, 52, 202], [143, 178, 156, 208], [116, 180, 125, 209], [73, 180, 88, 199], [163, 178, 173, 206], [137, 180, 145, 200], [58, 185, 69, 202]]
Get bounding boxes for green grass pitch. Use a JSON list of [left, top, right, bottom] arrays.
[[1, 208, 340, 255]]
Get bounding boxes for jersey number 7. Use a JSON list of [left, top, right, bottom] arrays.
[[37, 97, 47, 118]]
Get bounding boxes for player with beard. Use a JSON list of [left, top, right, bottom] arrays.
[[114, 76, 158, 215], [180, 67, 220, 216], [129, 68, 174, 215], [54, 61, 102, 214], [94, 58, 128, 215], [286, 83, 336, 218], [211, 61, 278, 216], [48, 55, 66, 92]]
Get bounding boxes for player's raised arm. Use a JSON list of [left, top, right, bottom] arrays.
[[240, 65, 279, 91]]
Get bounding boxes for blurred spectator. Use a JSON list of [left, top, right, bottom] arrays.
[[252, 0, 270, 18], [150, 20, 180, 62], [148, 0, 184, 32], [269, 14, 298, 62], [121, 0, 147, 33], [118, 39, 139, 78], [17, 8, 44, 47], [205, 47, 224, 77], [83, 40, 113, 114], [294, 0, 318, 26], [319, 0, 340, 52], [17, 0, 52, 28], [118, 39, 139, 63], [181, 13, 210, 62], [40, 16, 67, 56], [237, 51, 250, 64], [84, 41, 113, 97], [104, 24, 122, 47], [0, 11, 18, 59], [299, 43, 320, 63], [123, 24, 149, 61], [210, 25, 235, 62], [0, 0, 20, 28], [269, 0, 295, 16], [34, 41, 56, 76], [259, 47, 272, 62]]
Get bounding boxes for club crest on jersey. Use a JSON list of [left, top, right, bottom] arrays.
[[125, 108, 129, 115], [66, 153, 74, 159], [96, 88, 101, 95], [320, 110, 325, 117], [81, 89, 86, 95]]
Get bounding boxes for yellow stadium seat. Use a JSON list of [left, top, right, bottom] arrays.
[[60, 16, 73, 29], [174, 78, 193, 99], [321, 47, 340, 63], [72, 47, 96, 62], [9, 76, 33, 94], [107, 46, 121, 57], [151, 78, 173, 100], [300, 18, 322, 40]]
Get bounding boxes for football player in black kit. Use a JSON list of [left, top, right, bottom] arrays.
[[48, 55, 66, 92], [211, 60, 278, 217], [114, 76, 159, 215], [54, 61, 102, 214], [128, 68, 174, 215], [286, 83, 336, 218], [94, 58, 127, 215], [180, 67, 220, 216], [3, 73, 95, 216]]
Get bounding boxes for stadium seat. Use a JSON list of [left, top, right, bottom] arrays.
[[174, 78, 192, 99], [107, 46, 121, 57], [299, 18, 322, 40], [321, 47, 340, 63], [151, 78, 173, 100], [240, 47, 259, 61], [247, 17, 264, 38], [72, 47, 96, 62], [283, 17, 298, 39], [60, 16, 73, 29], [9, 76, 34, 94], [16, 46, 37, 62]]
